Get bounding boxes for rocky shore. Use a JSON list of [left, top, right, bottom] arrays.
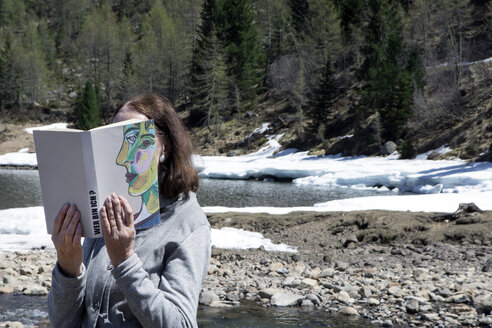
[[1, 206, 491, 327]]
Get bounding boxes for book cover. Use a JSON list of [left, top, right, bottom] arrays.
[[34, 119, 160, 238]]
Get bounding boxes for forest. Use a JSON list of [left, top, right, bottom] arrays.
[[0, 0, 491, 158]]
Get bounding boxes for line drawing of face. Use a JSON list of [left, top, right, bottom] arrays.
[[116, 121, 158, 196]]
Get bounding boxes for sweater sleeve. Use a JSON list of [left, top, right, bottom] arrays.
[[112, 224, 211, 328], [47, 262, 87, 328]]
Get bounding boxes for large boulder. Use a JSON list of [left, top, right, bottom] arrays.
[[381, 141, 397, 155]]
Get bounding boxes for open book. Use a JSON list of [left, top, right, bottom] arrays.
[[34, 119, 160, 238]]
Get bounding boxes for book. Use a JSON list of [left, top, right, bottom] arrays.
[[33, 119, 160, 238]]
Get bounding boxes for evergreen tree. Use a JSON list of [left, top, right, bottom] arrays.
[[217, 0, 265, 109], [118, 49, 136, 101], [306, 56, 337, 135], [359, 0, 415, 141], [189, 0, 221, 126], [75, 80, 100, 130], [289, 0, 309, 32]]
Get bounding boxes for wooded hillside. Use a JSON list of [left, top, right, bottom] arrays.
[[0, 0, 490, 159]]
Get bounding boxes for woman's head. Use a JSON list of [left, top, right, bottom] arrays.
[[114, 94, 199, 198]]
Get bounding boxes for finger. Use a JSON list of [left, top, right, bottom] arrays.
[[105, 197, 118, 233], [119, 196, 134, 227], [53, 203, 70, 235], [73, 222, 83, 245], [112, 193, 123, 230], [100, 206, 111, 236], [65, 210, 80, 240], [61, 205, 77, 232]]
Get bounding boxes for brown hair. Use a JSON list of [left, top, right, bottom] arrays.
[[119, 94, 199, 198]]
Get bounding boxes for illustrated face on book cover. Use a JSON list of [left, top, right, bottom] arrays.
[[116, 120, 159, 227]]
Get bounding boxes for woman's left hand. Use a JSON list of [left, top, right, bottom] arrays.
[[100, 193, 136, 267]]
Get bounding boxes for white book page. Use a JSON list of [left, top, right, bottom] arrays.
[[33, 130, 91, 235]]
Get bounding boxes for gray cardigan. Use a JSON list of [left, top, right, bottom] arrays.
[[48, 192, 211, 328]]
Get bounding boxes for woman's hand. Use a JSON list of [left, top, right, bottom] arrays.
[[51, 203, 83, 278], [100, 193, 136, 267]]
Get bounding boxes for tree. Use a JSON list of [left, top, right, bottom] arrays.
[[19, 22, 50, 106], [358, 0, 415, 141], [289, 0, 309, 32], [217, 0, 265, 109], [0, 33, 22, 109], [306, 56, 337, 136], [75, 80, 100, 130], [137, 2, 182, 104]]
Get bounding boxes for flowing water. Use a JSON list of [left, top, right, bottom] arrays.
[[0, 169, 398, 209], [0, 169, 386, 327]]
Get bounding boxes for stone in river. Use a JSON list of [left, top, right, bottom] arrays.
[[199, 291, 220, 305], [301, 299, 314, 307], [339, 306, 359, 316], [259, 288, 283, 299], [22, 285, 48, 296], [0, 284, 14, 294], [271, 293, 303, 306]]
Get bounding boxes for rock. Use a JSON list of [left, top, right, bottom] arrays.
[[335, 261, 349, 271], [368, 298, 380, 306], [406, 299, 420, 314], [390, 248, 407, 256], [227, 151, 240, 157], [318, 268, 335, 278], [339, 306, 359, 316], [301, 299, 314, 307], [456, 202, 483, 213], [361, 287, 372, 298], [0, 322, 24, 328], [483, 257, 492, 272], [478, 316, 492, 325], [387, 286, 404, 297], [22, 285, 48, 296], [306, 293, 321, 305], [301, 278, 317, 288], [282, 277, 301, 287], [271, 293, 303, 307], [446, 294, 470, 304], [199, 291, 220, 305], [381, 141, 397, 155], [0, 285, 14, 294], [259, 288, 283, 299], [226, 292, 240, 302], [421, 312, 440, 321], [268, 262, 284, 272], [336, 291, 353, 304], [473, 295, 492, 314], [343, 234, 358, 248], [209, 301, 234, 308], [427, 152, 441, 160]]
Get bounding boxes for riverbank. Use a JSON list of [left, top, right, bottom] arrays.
[[1, 208, 491, 327]]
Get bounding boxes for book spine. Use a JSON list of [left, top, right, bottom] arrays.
[[81, 133, 102, 238]]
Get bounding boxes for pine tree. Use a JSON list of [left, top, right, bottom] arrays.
[[289, 0, 309, 32], [358, 0, 415, 141], [217, 0, 265, 109], [306, 57, 337, 135], [75, 80, 100, 130], [118, 49, 136, 100]]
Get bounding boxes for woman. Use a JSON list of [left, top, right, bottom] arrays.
[[48, 94, 211, 327]]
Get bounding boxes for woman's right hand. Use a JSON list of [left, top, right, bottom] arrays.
[[51, 203, 83, 278]]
